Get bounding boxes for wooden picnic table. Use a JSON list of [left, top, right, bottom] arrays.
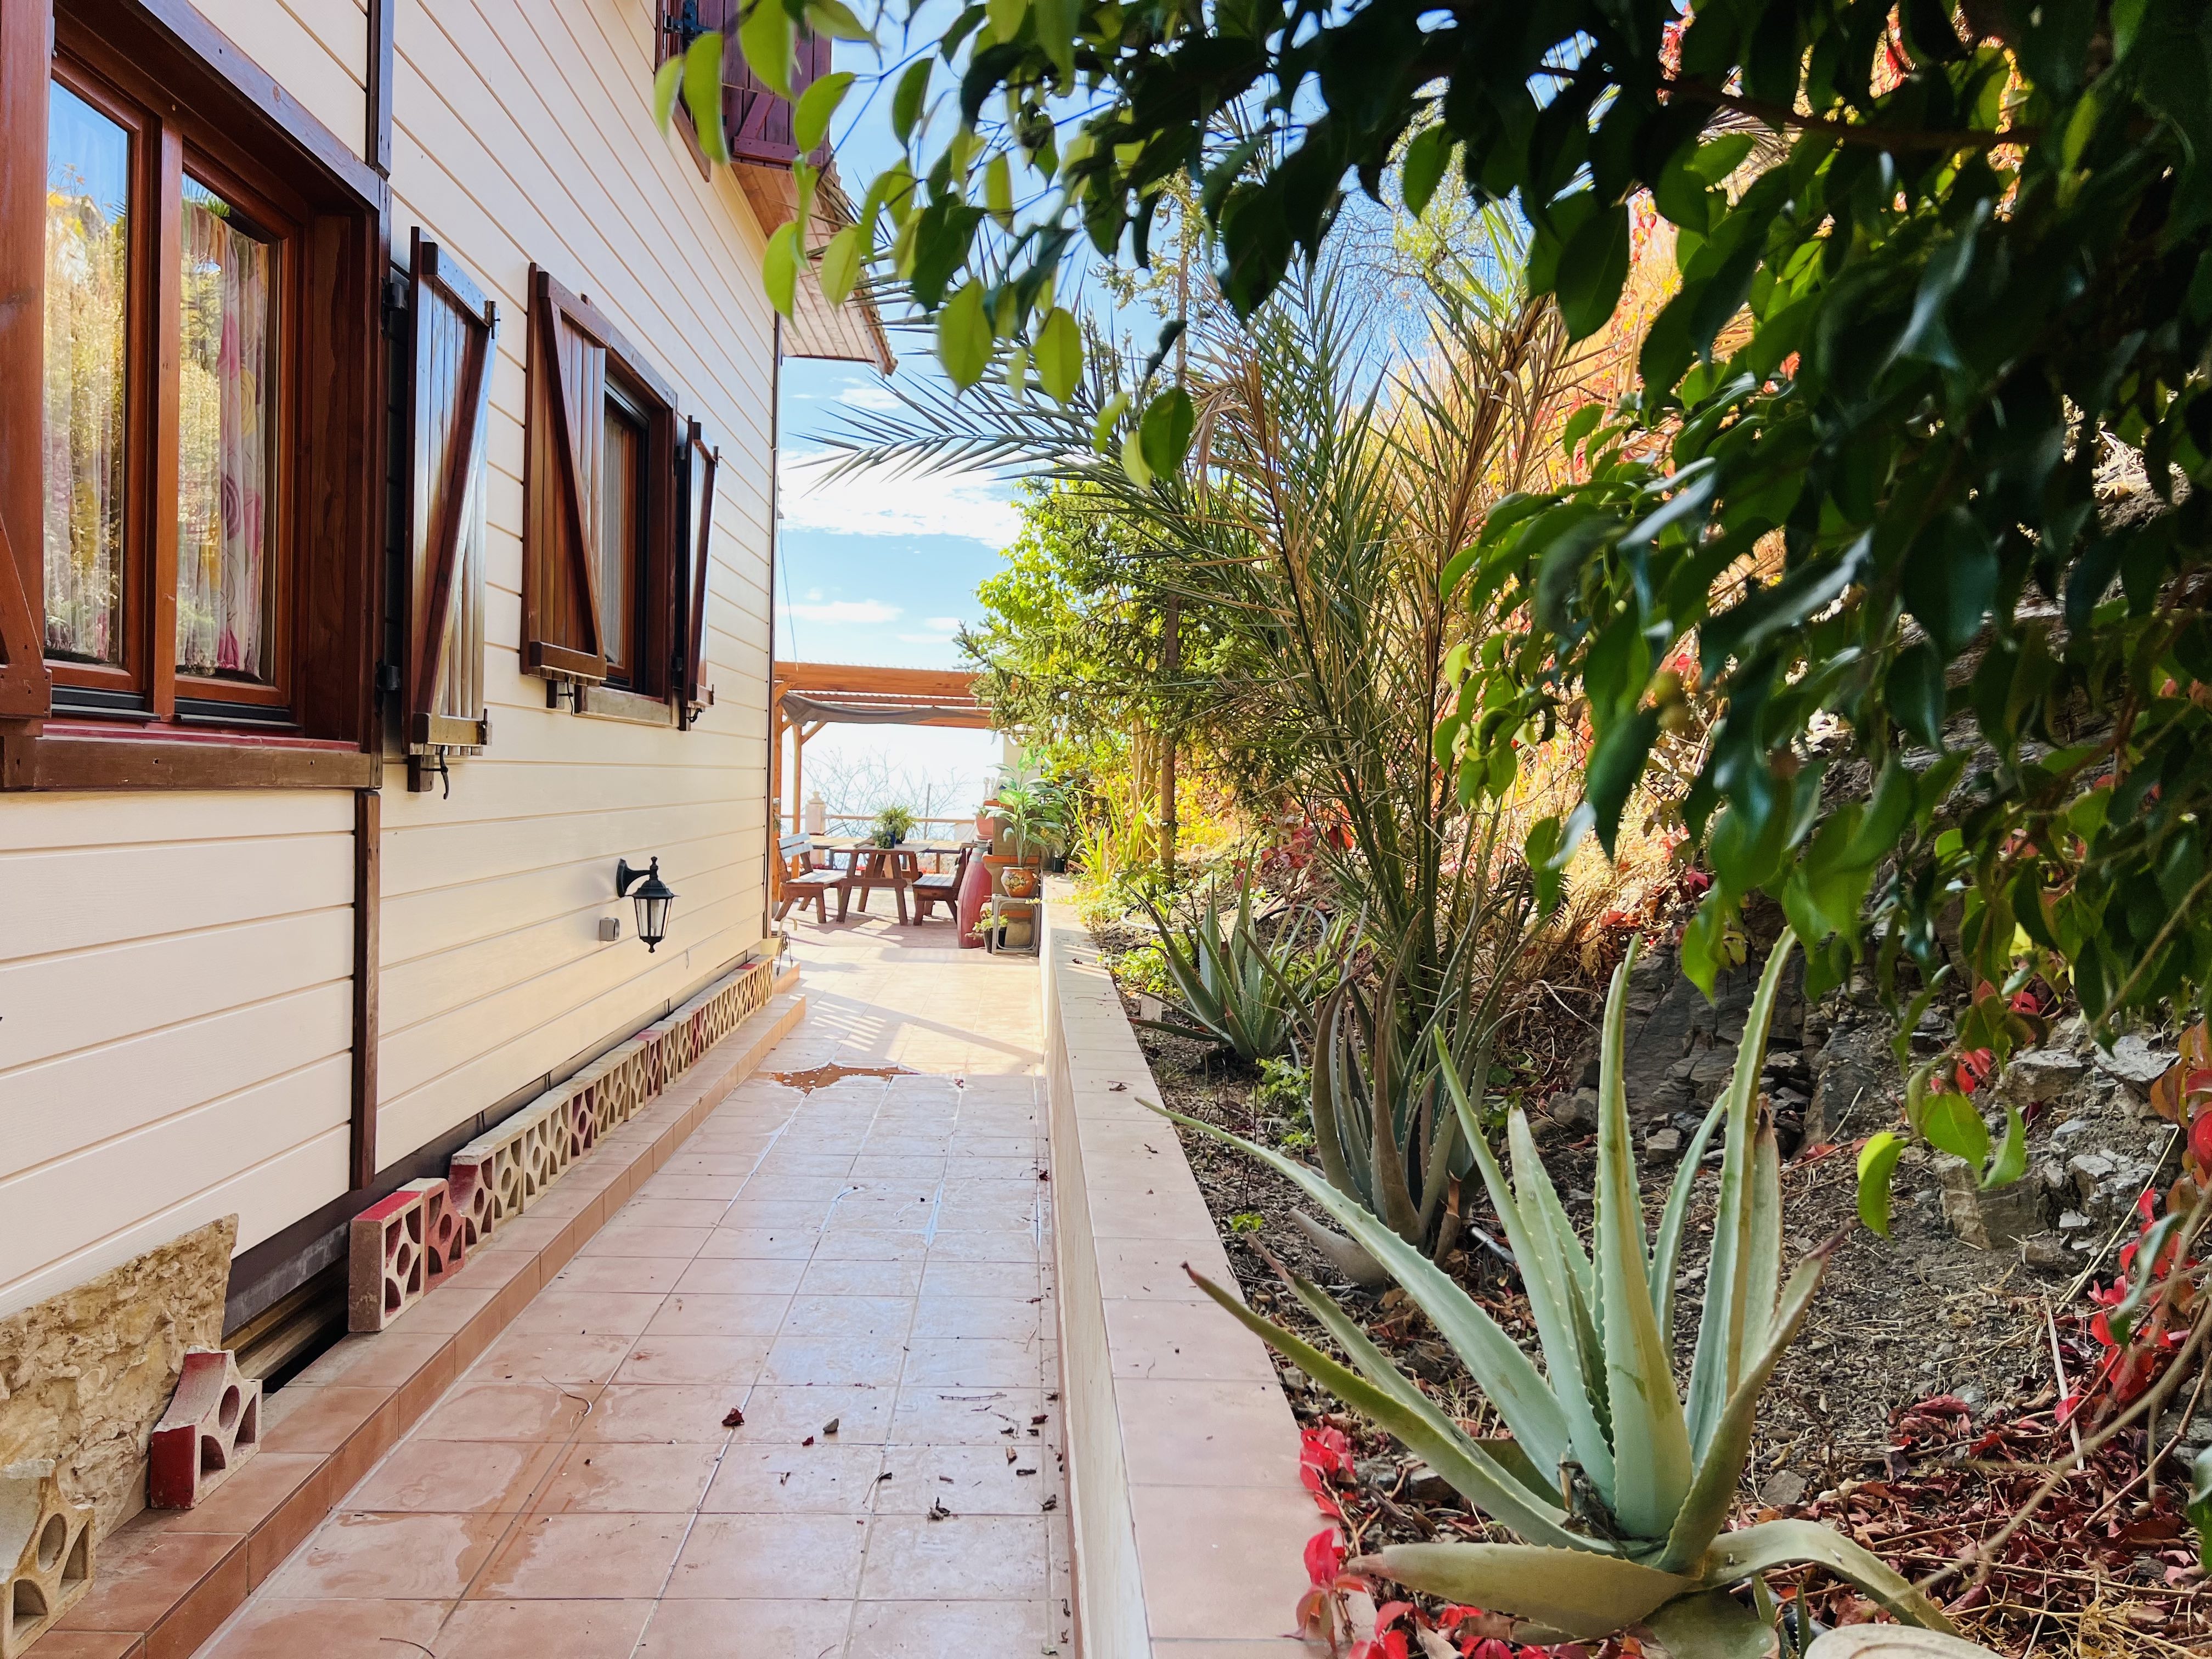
[[822, 839, 985, 925]]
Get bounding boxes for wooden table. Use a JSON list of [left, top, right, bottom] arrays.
[[836, 846, 921, 923]]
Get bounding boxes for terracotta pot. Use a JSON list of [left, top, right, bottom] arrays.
[[1001, 865, 1040, 899]]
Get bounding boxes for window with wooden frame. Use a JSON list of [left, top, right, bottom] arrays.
[[522, 266, 681, 725], [398, 228, 494, 791], [0, 0, 381, 788]]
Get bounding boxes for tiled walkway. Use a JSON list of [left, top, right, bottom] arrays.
[[198, 918, 1068, 1659]]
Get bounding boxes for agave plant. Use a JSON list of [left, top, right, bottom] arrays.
[[1137, 883, 1347, 1063], [1180, 938, 1959, 1650]]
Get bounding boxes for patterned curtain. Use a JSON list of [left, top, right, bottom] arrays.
[[177, 187, 272, 681]]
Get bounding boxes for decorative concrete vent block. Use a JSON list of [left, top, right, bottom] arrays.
[[445, 1155, 499, 1249], [452, 1139, 524, 1230], [348, 1187, 426, 1332], [1, 1462, 94, 1658], [148, 1348, 261, 1509], [594, 1047, 645, 1126], [398, 1177, 466, 1288], [563, 1091, 598, 1160], [525, 1097, 573, 1182]]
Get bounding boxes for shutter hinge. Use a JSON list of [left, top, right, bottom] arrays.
[[381, 273, 409, 337], [375, 660, 402, 695]]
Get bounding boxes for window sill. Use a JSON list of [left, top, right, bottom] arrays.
[[575, 685, 678, 727], [0, 724, 377, 790]]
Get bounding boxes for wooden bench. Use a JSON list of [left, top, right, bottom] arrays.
[[775, 832, 848, 924]]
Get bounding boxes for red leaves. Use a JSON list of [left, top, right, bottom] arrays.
[[1302, 1425, 1357, 1520]]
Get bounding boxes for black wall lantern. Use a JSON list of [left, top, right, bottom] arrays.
[[616, 857, 678, 952]]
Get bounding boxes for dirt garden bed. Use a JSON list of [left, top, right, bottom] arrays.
[[1087, 910, 2210, 1658]]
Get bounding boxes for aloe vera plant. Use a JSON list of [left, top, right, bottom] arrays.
[[1138, 884, 1346, 1063], [1179, 939, 1959, 1649]]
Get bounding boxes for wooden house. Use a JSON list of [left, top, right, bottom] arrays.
[[0, 0, 884, 1353]]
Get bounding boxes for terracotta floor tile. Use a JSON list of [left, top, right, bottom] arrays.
[[431, 1598, 654, 1657], [916, 1259, 1039, 1299], [669, 1256, 807, 1296], [260, 1386, 391, 1455], [153, 1451, 321, 1537], [534, 1442, 723, 1513], [700, 1443, 884, 1514], [389, 1286, 500, 1335], [295, 1331, 450, 1390], [887, 1389, 1047, 1447], [471, 1513, 688, 1600], [779, 1294, 913, 1339], [803, 1232, 913, 1262], [578, 1226, 713, 1259], [748, 1153, 860, 1178], [199, 1595, 452, 1659], [350, 1441, 561, 1514], [871, 1445, 1057, 1516], [415, 1380, 594, 1442], [612, 1198, 732, 1229], [612, 1333, 774, 1387], [664, 1513, 868, 1600], [721, 1200, 832, 1232], [261, 1511, 504, 1600], [506, 1290, 665, 1336], [692, 1227, 816, 1261], [910, 1296, 1043, 1342], [58, 1528, 240, 1633], [475, 1329, 636, 1386], [844, 1598, 1049, 1658], [732, 1385, 896, 1446], [759, 1334, 907, 1387], [579, 1385, 747, 1443], [634, 1598, 852, 1657], [635, 1173, 751, 1203], [920, 1231, 1040, 1262], [857, 1515, 1049, 1601], [548, 1257, 691, 1295], [900, 1338, 1046, 1389], [641, 1291, 789, 1337], [794, 1257, 926, 1297]]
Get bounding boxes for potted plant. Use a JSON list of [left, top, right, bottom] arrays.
[[991, 782, 1062, 897], [871, 805, 915, 849]]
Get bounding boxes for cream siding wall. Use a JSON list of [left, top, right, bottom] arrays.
[[371, 0, 777, 1170], [0, 0, 780, 1313], [0, 794, 356, 1317]]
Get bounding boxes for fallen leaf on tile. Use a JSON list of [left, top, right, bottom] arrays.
[[928, 1499, 955, 1520], [802, 1435, 816, 1446], [822, 1417, 840, 1436], [779, 1471, 792, 1485], [1042, 1495, 1059, 1511], [877, 1471, 894, 1484], [722, 1407, 745, 1427], [1108, 1082, 1127, 1092], [1005, 1447, 1017, 1463], [1017, 1468, 1037, 1476], [1031, 1414, 1048, 1425]]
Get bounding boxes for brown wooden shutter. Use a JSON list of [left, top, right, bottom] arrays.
[[677, 419, 719, 727], [0, 517, 50, 720], [716, 5, 831, 167], [523, 267, 610, 684], [402, 230, 495, 775]]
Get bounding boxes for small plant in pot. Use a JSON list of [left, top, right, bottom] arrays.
[[992, 782, 1063, 896], [871, 805, 915, 849]]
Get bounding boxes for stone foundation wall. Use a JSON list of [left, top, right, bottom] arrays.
[[0, 1217, 235, 1537]]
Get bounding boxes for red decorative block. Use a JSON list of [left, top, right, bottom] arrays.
[[446, 1155, 498, 1249], [399, 1177, 466, 1288], [148, 1348, 261, 1509], [349, 1187, 426, 1332]]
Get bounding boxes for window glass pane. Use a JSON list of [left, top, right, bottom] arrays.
[[601, 403, 640, 678], [42, 82, 130, 665], [177, 178, 274, 681]]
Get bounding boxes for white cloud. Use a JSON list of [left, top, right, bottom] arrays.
[[924, 616, 964, 631], [837, 382, 902, 411], [896, 631, 957, 644], [777, 449, 1020, 545], [787, 598, 902, 624]]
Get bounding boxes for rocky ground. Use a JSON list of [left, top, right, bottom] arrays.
[[1097, 911, 2209, 1656]]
